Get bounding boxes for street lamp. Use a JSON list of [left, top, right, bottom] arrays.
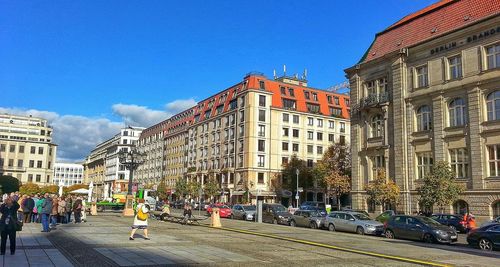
[[296, 169, 299, 208], [118, 148, 146, 216]]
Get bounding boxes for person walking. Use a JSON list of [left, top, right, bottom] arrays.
[[40, 193, 52, 232], [58, 197, 67, 224], [35, 196, 44, 223], [65, 196, 73, 223], [22, 195, 35, 223], [129, 200, 150, 240], [31, 194, 39, 223], [73, 198, 83, 223], [50, 196, 59, 229], [0, 197, 20, 255]]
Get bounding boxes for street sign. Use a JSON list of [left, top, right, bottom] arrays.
[[298, 187, 303, 192]]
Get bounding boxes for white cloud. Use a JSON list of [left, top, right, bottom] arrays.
[[165, 98, 197, 114]]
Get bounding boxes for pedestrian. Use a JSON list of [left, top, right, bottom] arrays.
[[0, 196, 21, 255], [81, 198, 87, 223], [31, 194, 39, 223], [182, 204, 192, 224], [129, 200, 150, 240], [22, 195, 35, 223], [40, 193, 53, 232], [50, 196, 59, 229], [65, 196, 73, 223], [58, 197, 67, 224], [17, 195, 26, 223], [35, 195, 44, 223], [73, 197, 83, 223]]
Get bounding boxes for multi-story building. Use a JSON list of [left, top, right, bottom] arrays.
[[83, 136, 115, 199], [345, 0, 500, 221], [0, 114, 57, 185], [53, 162, 84, 186], [136, 120, 168, 185], [162, 72, 350, 204]]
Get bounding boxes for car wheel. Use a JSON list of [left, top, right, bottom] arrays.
[[423, 233, 434, 244], [356, 226, 364, 235], [97, 206, 104, 212], [478, 238, 493, 251], [328, 223, 336, 232], [310, 222, 317, 229], [242, 214, 246, 220], [290, 220, 296, 227], [273, 218, 278, 224], [385, 229, 395, 239]]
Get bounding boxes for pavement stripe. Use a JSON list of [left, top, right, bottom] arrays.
[[200, 225, 452, 267]]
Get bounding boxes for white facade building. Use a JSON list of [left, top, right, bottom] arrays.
[[53, 162, 84, 186]]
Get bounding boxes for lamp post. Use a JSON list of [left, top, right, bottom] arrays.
[[118, 148, 146, 216], [296, 169, 299, 208]]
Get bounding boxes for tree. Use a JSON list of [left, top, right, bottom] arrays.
[[417, 161, 465, 213], [174, 179, 188, 198], [365, 169, 400, 210], [323, 171, 351, 209], [281, 155, 314, 193], [0, 175, 21, 193], [187, 181, 201, 198], [40, 185, 59, 194], [19, 182, 40, 195], [157, 178, 168, 200], [203, 178, 220, 201]]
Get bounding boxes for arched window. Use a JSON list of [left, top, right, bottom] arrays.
[[486, 91, 500, 121], [453, 200, 469, 215], [416, 105, 432, 131], [492, 200, 500, 218], [371, 114, 384, 138], [449, 98, 467, 127]]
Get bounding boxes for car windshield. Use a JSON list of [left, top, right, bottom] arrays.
[[243, 206, 256, 211], [418, 217, 442, 226], [353, 214, 371, 220], [217, 205, 230, 209], [271, 205, 286, 212]]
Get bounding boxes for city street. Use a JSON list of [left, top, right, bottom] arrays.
[[4, 213, 499, 267]]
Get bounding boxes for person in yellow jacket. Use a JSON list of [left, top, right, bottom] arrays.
[[129, 199, 150, 240]]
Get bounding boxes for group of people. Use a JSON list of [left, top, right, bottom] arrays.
[[0, 191, 88, 256]]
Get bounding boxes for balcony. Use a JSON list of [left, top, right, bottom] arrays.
[[359, 92, 391, 109]]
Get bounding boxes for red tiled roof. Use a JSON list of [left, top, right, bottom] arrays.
[[361, 0, 500, 63]]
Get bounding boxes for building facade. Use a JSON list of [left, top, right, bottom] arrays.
[[53, 162, 84, 186], [136, 120, 168, 185], [0, 114, 57, 185], [345, 0, 500, 221]]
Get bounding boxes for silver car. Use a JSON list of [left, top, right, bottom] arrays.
[[325, 211, 384, 235], [290, 210, 325, 229], [231, 204, 256, 221]]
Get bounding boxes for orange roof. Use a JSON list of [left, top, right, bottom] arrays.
[[361, 0, 500, 63]]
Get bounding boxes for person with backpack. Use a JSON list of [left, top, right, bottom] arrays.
[[35, 195, 44, 223], [129, 199, 150, 240]]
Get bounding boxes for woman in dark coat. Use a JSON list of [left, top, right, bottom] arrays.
[[0, 197, 20, 255]]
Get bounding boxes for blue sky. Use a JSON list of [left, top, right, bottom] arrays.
[[0, 0, 435, 160]]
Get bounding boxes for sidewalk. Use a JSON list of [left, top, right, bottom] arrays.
[[0, 222, 73, 267]]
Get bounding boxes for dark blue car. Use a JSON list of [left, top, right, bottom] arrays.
[[467, 223, 500, 251], [430, 214, 467, 233]]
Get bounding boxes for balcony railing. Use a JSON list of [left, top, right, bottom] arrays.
[[359, 92, 391, 109]]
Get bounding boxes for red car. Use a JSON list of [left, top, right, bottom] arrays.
[[206, 204, 232, 218]]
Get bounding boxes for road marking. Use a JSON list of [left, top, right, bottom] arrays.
[[201, 224, 452, 267]]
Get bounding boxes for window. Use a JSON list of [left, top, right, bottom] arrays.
[[416, 152, 433, 179], [328, 134, 334, 142], [30, 146, 36, 154], [345, 99, 350, 107], [449, 148, 468, 178], [488, 145, 500, 177], [312, 93, 318, 101], [307, 117, 314, 126], [334, 97, 339, 105], [306, 103, 320, 113], [371, 156, 385, 180], [258, 140, 265, 152], [366, 80, 376, 96], [330, 107, 342, 117], [317, 119, 323, 127], [29, 160, 34, 168], [307, 145, 313, 154], [329, 121, 334, 129], [416, 105, 432, 131], [36, 175, 41, 182], [258, 125, 265, 137], [283, 113, 289, 122], [292, 144, 299, 152], [317, 146, 323, 154], [448, 55, 462, 79], [19, 145, 24, 153], [416, 65, 428, 88], [9, 145, 15, 153], [327, 95, 332, 104], [449, 98, 467, 127], [259, 80, 265, 90], [280, 86, 286, 95], [0, 144, 4, 152], [258, 155, 265, 167], [37, 161, 42, 168], [282, 157, 288, 165], [307, 159, 314, 168], [123, 139, 128, 145], [340, 122, 346, 133], [304, 91, 310, 100], [487, 91, 500, 121], [283, 99, 296, 110], [258, 110, 266, 122], [283, 128, 289, 137], [28, 174, 33, 182], [317, 132, 323, 141], [371, 114, 384, 137], [258, 173, 264, 184], [8, 159, 13, 167], [340, 135, 346, 144], [293, 115, 299, 124], [292, 129, 299, 138], [17, 159, 23, 167], [307, 131, 313, 140], [259, 95, 266, 107], [486, 43, 500, 69], [288, 88, 295, 97], [282, 142, 289, 151]]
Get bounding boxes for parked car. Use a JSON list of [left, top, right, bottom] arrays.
[[384, 215, 458, 244], [262, 203, 292, 225], [302, 206, 327, 217], [430, 214, 467, 233], [481, 216, 500, 227], [466, 223, 500, 251], [290, 210, 325, 229], [231, 204, 256, 221], [300, 202, 326, 212], [342, 208, 370, 217], [376, 210, 396, 223], [325, 211, 384, 235], [206, 204, 232, 218]]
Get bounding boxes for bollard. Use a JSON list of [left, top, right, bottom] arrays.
[[90, 202, 97, 215], [211, 208, 222, 228]]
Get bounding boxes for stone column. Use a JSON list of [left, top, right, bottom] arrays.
[[432, 95, 445, 162], [467, 88, 485, 190]]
